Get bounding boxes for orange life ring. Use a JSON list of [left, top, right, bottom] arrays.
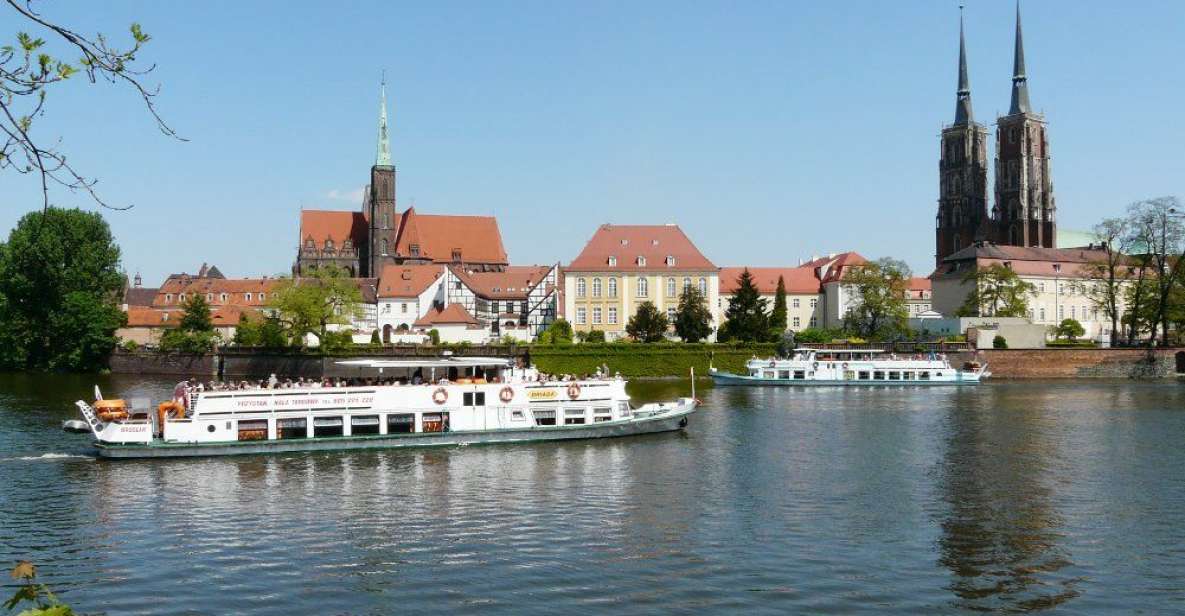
[[499, 386, 514, 403], [567, 383, 581, 399], [95, 399, 129, 421], [432, 387, 448, 405]]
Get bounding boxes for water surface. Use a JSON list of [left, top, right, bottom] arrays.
[[1, 373, 1183, 614]]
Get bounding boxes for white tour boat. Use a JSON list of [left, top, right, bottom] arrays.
[[70, 358, 698, 459], [710, 348, 989, 386]]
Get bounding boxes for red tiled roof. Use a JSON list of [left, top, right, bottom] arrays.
[[566, 224, 716, 272], [933, 244, 1112, 279], [393, 208, 507, 265], [449, 265, 553, 299], [378, 265, 444, 298], [413, 303, 480, 327], [908, 277, 932, 291], [154, 278, 281, 307], [718, 267, 821, 295], [123, 287, 158, 307], [123, 306, 260, 328], [300, 210, 368, 250]]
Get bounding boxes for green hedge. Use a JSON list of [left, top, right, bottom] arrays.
[[529, 343, 777, 378]]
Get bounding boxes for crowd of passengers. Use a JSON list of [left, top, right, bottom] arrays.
[[186, 365, 622, 392]]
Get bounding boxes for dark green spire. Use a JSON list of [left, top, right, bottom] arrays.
[[1009, 1, 1032, 115], [954, 6, 974, 125]]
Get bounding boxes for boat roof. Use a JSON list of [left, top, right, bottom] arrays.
[[798, 348, 885, 353], [335, 357, 514, 369]]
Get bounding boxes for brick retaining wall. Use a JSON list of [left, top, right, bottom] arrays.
[[973, 348, 1183, 379], [109, 351, 217, 377]]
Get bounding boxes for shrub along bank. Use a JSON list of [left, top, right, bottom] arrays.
[[528, 343, 778, 378]]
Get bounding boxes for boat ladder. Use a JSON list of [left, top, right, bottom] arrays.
[[74, 401, 104, 437]]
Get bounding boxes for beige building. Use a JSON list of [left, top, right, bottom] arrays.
[[718, 267, 824, 331], [931, 244, 1124, 341], [564, 224, 719, 341]]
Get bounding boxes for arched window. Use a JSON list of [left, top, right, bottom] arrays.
[[592, 278, 602, 297], [219, 293, 228, 303], [608, 277, 618, 298], [666, 278, 676, 296], [683, 277, 691, 291], [637, 277, 648, 297], [577, 278, 587, 297], [383, 212, 390, 228], [698, 278, 707, 295], [381, 238, 389, 255], [206, 293, 213, 302]]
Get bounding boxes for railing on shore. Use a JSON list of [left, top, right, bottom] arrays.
[[802, 341, 975, 353]]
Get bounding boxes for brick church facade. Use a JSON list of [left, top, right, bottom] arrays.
[[935, 5, 1056, 266], [295, 83, 508, 278]]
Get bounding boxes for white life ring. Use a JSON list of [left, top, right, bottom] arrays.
[[842, 362, 849, 369], [432, 387, 448, 405], [567, 383, 581, 399], [812, 361, 819, 370], [499, 386, 514, 403]]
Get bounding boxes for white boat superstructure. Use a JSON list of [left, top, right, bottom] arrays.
[[710, 348, 989, 386], [73, 358, 698, 458]]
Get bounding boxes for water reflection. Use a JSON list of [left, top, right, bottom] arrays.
[[937, 385, 1080, 611]]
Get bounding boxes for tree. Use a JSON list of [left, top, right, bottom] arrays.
[[3, 2, 182, 211], [580, 329, 606, 343], [722, 269, 769, 342], [768, 275, 788, 339], [1055, 318, 1085, 341], [270, 266, 363, 346], [0, 207, 125, 371], [537, 318, 572, 344], [159, 294, 218, 353], [843, 257, 911, 340], [674, 286, 713, 342], [626, 301, 668, 343], [233, 313, 287, 347], [992, 335, 1008, 349], [1080, 217, 1136, 344], [956, 264, 1035, 318], [1127, 197, 1185, 345]]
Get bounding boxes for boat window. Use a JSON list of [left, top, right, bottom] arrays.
[[534, 409, 557, 426], [277, 417, 306, 439], [387, 413, 415, 434], [617, 402, 632, 418], [593, 407, 613, 422], [564, 408, 587, 425], [936, 372, 943, 378], [874, 371, 885, 380], [858, 371, 870, 380], [313, 416, 344, 437], [793, 370, 806, 380], [351, 415, 380, 435], [919, 371, 931, 380], [422, 412, 448, 433], [902, 372, 913, 380], [237, 419, 267, 441], [463, 391, 487, 407], [511, 410, 525, 420], [888, 371, 900, 381], [779, 370, 790, 379], [764, 371, 776, 379]]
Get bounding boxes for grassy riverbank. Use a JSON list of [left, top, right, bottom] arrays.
[[529, 343, 777, 378]]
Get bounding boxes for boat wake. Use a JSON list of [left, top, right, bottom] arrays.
[[1, 453, 94, 462]]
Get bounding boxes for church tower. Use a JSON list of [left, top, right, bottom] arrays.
[[936, 8, 990, 266], [367, 79, 398, 278], [993, 3, 1055, 248]]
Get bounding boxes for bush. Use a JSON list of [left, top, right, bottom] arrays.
[[428, 329, 440, 345], [992, 335, 1008, 349], [370, 329, 381, 344], [121, 339, 139, 352], [581, 329, 606, 343]]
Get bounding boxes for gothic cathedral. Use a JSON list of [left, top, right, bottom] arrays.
[[935, 4, 1055, 266]]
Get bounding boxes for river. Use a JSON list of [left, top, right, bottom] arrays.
[[1, 373, 1183, 614]]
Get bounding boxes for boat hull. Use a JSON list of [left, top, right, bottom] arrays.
[[93, 405, 695, 459], [710, 372, 984, 386]]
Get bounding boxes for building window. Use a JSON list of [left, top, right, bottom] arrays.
[[809, 317, 817, 327], [401, 303, 408, 314], [452, 249, 462, 261], [325, 239, 334, 251], [166, 293, 173, 303], [381, 239, 389, 255], [219, 293, 228, 303], [592, 307, 602, 324], [1058, 305, 1064, 320], [161, 312, 169, 322], [683, 277, 691, 292], [810, 298, 817, 308], [608, 256, 617, 267], [592, 278, 602, 297], [245, 293, 252, 302], [382, 212, 390, 228], [577, 278, 587, 298], [792, 298, 799, 308], [608, 278, 618, 298], [666, 307, 676, 322], [1071, 306, 1076, 319], [608, 307, 618, 324], [666, 278, 676, 296], [576, 307, 587, 325], [305, 239, 315, 251], [637, 256, 646, 267], [637, 277, 648, 297], [698, 278, 707, 295], [410, 244, 420, 257], [206, 293, 213, 302], [1040, 307, 1046, 321], [793, 316, 801, 328], [666, 256, 675, 267]]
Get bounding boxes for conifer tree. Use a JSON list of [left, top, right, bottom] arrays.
[[721, 269, 769, 342], [769, 275, 788, 340]]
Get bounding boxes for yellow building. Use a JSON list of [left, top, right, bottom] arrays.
[[564, 224, 719, 341]]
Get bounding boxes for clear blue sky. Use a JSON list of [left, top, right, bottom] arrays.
[[2, 0, 1182, 283]]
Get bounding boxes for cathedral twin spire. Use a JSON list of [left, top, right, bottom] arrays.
[[954, 2, 1031, 125], [375, 76, 392, 167]]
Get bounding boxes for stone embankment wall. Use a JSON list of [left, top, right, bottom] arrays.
[[966, 348, 1184, 379], [109, 351, 216, 377]]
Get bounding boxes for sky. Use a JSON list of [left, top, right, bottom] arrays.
[[2, 0, 1183, 283]]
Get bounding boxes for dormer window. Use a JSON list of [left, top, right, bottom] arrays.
[[1003, 261, 1012, 270], [165, 293, 173, 303], [637, 256, 646, 267], [608, 256, 617, 267], [410, 244, 421, 257], [620, 239, 629, 246], [452, 249, 462, 261], [305, 238, 315, 250], [324, 239, 334, 251], [245, 293, 253, 302], [1053, 264, 1062, 274], [343, 239, 352, 250], [206, 293, 213, 302], [161, 312, 169, 322], [652, 239, 659, 246], [219, 293, 228, 302], [666, 256, 675, 267]]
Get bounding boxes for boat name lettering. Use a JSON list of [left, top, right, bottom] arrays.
[[235, 396, 373, 409], [527, 390, 557, 400]]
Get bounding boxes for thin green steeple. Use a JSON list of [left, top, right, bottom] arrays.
[[375, 76, 392, 167]]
